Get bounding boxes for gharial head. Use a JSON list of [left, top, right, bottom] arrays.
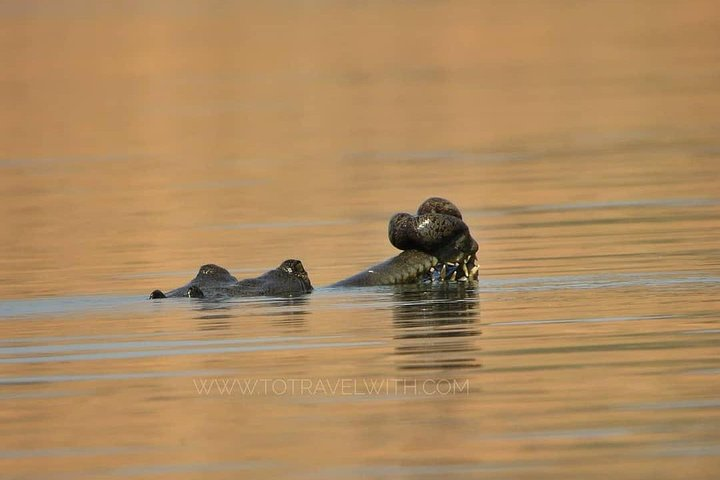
[[276, 259, 313, 291], [388, 197, 479, 282]]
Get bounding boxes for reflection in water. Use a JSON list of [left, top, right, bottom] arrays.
[[192, 299, 236, 331], [262, 296, 310, 333], [392, 284, 481, 371], [192, 296, 309, 332]]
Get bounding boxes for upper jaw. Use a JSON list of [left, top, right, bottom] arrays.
[[430, 229, 478, 263], [392, 202, 479, 284]]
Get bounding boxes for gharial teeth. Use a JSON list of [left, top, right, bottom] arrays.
[[440, 264, 447, 280], [462, 263, 469, 278], [470, 265, 479, 278], [450, 271, 457, 281]]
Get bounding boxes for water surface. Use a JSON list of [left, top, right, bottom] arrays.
[[1, 1, 719, 478]]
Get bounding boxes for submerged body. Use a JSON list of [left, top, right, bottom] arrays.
[[148, 198, 479, 299]]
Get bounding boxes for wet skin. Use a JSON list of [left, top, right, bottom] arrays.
[[149, 260, 312, 299], [330, 197, 478, 286], [148, 198, 478, 299]]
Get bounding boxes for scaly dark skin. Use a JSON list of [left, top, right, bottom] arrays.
[[331, 197, 479, 287], [149, 260, 312, 299], [148, 198, 478, 299]]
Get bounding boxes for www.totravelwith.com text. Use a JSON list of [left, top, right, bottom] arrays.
[[193, 377, 470, 396]]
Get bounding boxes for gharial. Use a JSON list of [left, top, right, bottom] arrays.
[[149, 197, 479, 299]]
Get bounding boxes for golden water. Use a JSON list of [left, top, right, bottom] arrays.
[[1, 1, 719, 478]]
